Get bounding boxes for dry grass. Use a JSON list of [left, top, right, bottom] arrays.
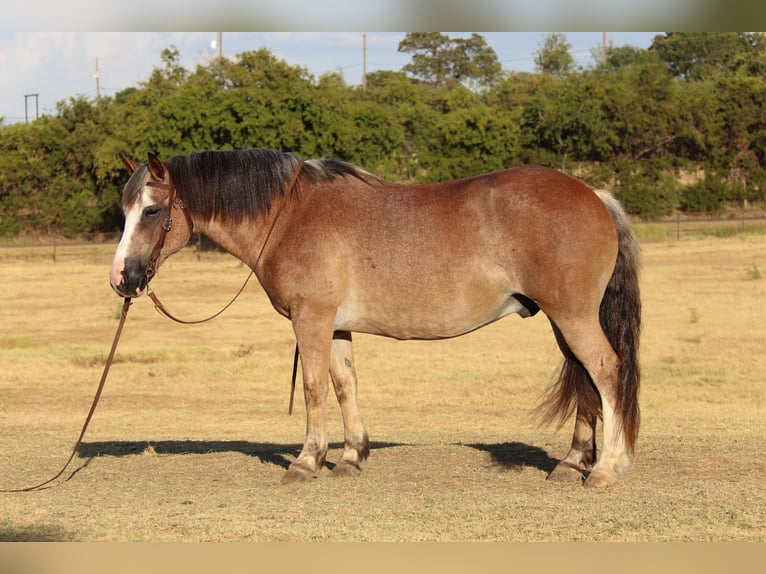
[[0, 234, 764, 542]]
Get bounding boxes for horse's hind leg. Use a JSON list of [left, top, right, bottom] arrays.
[[547, 322, 598, 482], [328, 331, 369, 476], [548, 407, 597, 482], [549, 315, 630, 487]]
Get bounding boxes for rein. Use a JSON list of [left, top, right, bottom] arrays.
[[145, 159, 304, 325], [1, 297, 133, 492]]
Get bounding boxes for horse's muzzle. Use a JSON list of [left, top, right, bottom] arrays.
[[110, 258, 150, 298]]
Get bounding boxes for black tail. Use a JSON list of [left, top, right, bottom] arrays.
[[537, 191, 642, 454]]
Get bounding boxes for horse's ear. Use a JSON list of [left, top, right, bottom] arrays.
[[147, 152, 166, 181], [119, 153, 141, 174]]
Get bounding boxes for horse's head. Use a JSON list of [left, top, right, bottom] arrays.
[[110, 153, 193, 298]]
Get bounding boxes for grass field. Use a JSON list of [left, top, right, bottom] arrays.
[[0, 232, 764, 542]]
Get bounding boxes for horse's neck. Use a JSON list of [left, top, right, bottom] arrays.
[[194, 202, 285, 272]]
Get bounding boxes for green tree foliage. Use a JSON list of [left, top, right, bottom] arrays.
[[398, 33, 501, 89], [534, 33, 575, 76], [615, 159, 680, 218], [651, 32, 766, 80], [2, 32, 766, 236], [0, 96, 122, 235], [680, 172, 730, 213]]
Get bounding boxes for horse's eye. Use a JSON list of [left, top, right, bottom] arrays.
[[144, 206, 162, 219]]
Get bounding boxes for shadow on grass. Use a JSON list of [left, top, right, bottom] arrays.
[[0, 522, 74, 542], [466, 441, 559, 474], [77, 440, 404, 471]]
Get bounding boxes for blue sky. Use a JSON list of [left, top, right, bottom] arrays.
[[0, 31, 661, 124]]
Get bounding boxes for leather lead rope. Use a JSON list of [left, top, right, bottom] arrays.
[[147, 272, 254, 325], [289, 344, 299, 415], [1, 297, 133, 493]]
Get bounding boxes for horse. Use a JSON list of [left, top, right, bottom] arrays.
[[110, 148, 641, 488]]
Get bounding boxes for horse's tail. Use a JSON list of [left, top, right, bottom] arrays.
[[594, 190, 642, 454], [537, 190, 642, 454]]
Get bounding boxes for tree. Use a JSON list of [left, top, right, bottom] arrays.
[[520, 71, 609, 168], [398, 32, 501, 89], [598, 58, 680, 162], [0, 95, 121, 235], [534, 33, 575, 76], [614, 158, 680, 218], [602, 45, 662, 70], [6, 35, 766, 238], [651, 32, 766, 80]]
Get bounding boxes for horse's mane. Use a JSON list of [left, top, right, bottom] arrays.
[[122, 148, 371, 223], [167, 148, 296, 223]]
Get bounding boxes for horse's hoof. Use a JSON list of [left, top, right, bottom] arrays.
[[547, 463, 584, 483], [330, 461, 362, 478], [280, 466, 314, 485], [583, 470, 617, 488]]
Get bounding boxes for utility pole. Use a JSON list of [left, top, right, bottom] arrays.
[[215, 32, 223, 59], [93, 57, 101, 100], [362, 33, 367, 91], [24, 93, 39, 123]]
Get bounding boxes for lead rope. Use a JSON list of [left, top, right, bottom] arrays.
[[147, 272, 254, 325], [1, 297, 133, 493], [289, 344, 299, 415]]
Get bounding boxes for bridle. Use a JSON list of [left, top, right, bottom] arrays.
[[143, 169, 194, 283], [145, 159, 304, 325], [120, 160, 228, 321], [142, 159, 305, 413]]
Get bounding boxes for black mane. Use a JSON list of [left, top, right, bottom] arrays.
[[168, 148, 299, 223], [122, 148, 371, 223]]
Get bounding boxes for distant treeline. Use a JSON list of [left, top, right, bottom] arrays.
[[1, 32, 765, 236]]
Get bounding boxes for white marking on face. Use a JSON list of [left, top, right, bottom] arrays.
[[109, 186, 159, 289]]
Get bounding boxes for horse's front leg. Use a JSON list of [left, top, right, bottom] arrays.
[[329, 331, 369, 476], [281, 313, 335, 485]]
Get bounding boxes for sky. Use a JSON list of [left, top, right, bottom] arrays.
[[0, 31, 662, 124], [1, 0, 752, 125]]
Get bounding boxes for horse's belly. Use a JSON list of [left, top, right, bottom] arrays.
[[334, 290, 531, 340]]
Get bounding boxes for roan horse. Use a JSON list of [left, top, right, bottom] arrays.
[[110, 148, 641, 488]]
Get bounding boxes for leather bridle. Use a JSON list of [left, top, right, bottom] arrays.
[[144, 171, 194, 283], [145, 159, 304, 325]]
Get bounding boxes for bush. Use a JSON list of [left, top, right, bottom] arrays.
[[679, 174, 728, 213], [615, 162, 680, 218]]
